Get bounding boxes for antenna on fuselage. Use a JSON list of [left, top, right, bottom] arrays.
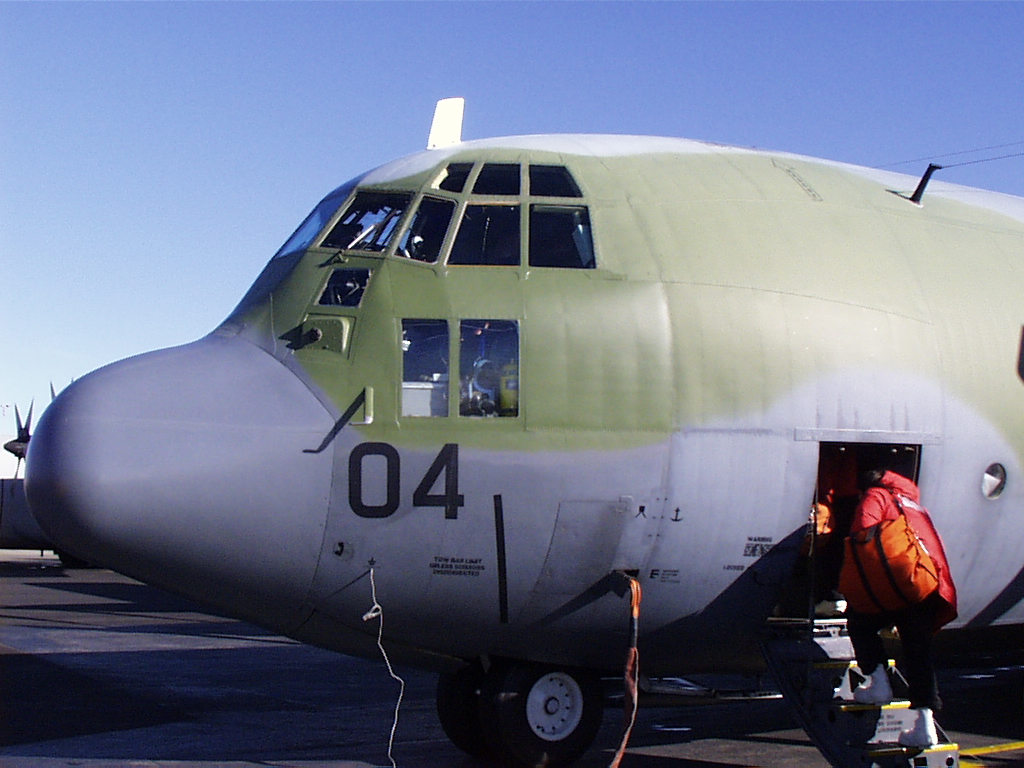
[[427, 97, 465, 150], [908, 163, 944, 205]]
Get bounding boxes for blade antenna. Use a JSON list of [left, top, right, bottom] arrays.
[[909, 163, 944, 205], [426, 97, 465, 150]]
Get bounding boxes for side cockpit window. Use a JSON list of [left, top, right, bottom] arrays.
[[437, 163, 473, 193], [527, 165, 593, 269], [529, 206, 595, 269], [402, 319, 449, 417], [400, 318, 520, 419], [473, 163, 521, 195], [397, 197, 455, 263], [321, 191, 411, 251], [460, 320, 518, 417], [529, 165, 582, 198], [318, 268, 371, 307], [273, 184, 354, 259], [448, 205, 520, 266]]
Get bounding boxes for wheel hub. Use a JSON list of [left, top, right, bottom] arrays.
[[525, 671, 584, 741]]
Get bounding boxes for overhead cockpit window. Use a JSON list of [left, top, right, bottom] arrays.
[[321, 191, 412, 252], [448, 205, 520, 266], [318, 268, 371, 307], [529, 205, 595, 269], [437, 163, 473, 193], [397, 197, 456, 263], [529, 165, 582, 198], [402, 319, 449, 417], [473, 163, 521, 196], [460, 320, 519, 417], [273, 185, 354, 259]]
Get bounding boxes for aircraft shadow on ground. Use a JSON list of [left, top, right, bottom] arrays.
[[4, 563, 1023, 765], [25, 578, 208, 613], [0, 651, 186, 747]]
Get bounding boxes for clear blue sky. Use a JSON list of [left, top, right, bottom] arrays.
[[2, 1, 1023, 424]]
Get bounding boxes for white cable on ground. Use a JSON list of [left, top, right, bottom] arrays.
[[362, 566, 405, 768]]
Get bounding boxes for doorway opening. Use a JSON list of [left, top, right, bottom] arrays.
[[775, 442, 921, 619]]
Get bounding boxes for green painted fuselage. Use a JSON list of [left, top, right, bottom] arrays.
[[216, 135, 1024, 672]]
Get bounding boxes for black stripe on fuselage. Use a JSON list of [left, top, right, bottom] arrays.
[[494, 494, 509, 624], [965, 564, 1024, 628]]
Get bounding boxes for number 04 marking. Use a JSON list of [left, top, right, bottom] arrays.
[[349, 442, 465, 520], [413, 443, 465, 519]]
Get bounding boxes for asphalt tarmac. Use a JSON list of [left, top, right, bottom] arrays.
[[2, 550, 1023, 768]]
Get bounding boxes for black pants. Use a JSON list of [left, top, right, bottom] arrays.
[[847, 593, 942, 711]]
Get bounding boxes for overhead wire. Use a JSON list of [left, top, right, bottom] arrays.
[[939, 150, 1024, 169], [875, 140, 1024, 168]]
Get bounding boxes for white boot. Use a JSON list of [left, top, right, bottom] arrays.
[[898, 707, 938, 747], [853, 666, 893, 704]]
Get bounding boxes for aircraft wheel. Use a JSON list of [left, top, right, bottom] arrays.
[[436, 662, 494, 758], [479, 662, 603, 767], [55, 549, 91, 568]]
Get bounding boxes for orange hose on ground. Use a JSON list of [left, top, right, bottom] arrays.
[[608, 577, 642, 768]]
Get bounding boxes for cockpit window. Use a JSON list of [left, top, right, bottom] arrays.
[[273, 185, 353, 259], [397, 197, 455, 263], [460, 320, 519, 417], [529, 206, 595, 269], [321, 191, 412, 252], [402, 319, 449, 417], [529, 165, 582, 198], [448, 205, 520, 266], [437, 163, 473, 193], [473, 163, 521, 195], [318, 268, 371, 307]]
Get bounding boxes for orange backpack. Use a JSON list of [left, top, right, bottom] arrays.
[[839, 494, 940, 613]]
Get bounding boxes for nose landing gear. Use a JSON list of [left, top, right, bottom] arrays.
[[524, 671, 586, 741], [437, 660, 604, 767], [436, 661, 492, 759]]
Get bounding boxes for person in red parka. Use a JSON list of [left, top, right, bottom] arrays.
[[845, 468, 957, 747]]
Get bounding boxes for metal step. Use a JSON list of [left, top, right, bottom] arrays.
[[760, 618, 959, 768]]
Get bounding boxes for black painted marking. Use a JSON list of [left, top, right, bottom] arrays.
[[1017, 326, 1024, 384], [531, 573, 632, 629], [413, 443, 465, 519], [966, 562, 1024, 627], [304, 390, 367, 454], [349, 442, 400, 518], [322, 567, 372, 601], [494, 494, 509, 624]]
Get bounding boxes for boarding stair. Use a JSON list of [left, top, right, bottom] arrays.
[[760, 617, 959, 768]]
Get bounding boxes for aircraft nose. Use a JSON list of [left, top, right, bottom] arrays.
[[26, 334, 337, 629]]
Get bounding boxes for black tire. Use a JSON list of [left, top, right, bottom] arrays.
[[436, 662, 495, 759], [479, 662, 604, 767], [55, 549, 91, 568]]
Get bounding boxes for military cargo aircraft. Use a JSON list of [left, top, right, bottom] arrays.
[[23, 100, 1024, 765], [2, 402, 57, 552]]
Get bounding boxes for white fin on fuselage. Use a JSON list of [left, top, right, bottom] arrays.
[[427, 97, 465, 150]]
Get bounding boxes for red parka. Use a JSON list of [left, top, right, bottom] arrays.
[[851, 471, 958, 631]]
